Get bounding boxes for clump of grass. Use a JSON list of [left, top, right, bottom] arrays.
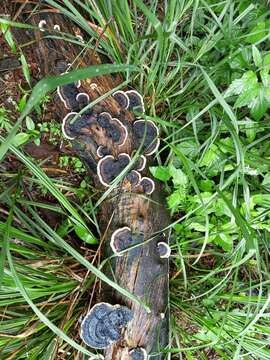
[[1, 0, 270, 359]]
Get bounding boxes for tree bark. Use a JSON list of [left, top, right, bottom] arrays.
[[4, 3, 170, 359]]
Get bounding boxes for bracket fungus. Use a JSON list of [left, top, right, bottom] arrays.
[[125, 170, 141, 187], [80, 302, 133, 349], [140, 177, 155, 195], [113, 90, 129, 109], [62, 112, 78, 140], [129, 348, 148, 360], [134, 155, 147, 172], [133, 120, 160, 156], [57, 81, 81, 110], [62, 111, 94, 139], [76, 92, 90, 109], [126, 90, 145, 113], [110, 227, 144, 256], [124, 171, 155, 195], [96, 145, 111, 158], [157, 242, 171, 258], [97, 153, 130, 187], [97, 112, 128, 146]]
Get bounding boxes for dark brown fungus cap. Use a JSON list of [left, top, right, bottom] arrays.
[[135, 155, 147, 172], [129, 348, 148, 360], [126, 90, 145, 113], [76, 92, 90, 110], [110, 226, 132, 255], [157, 241, 171, 258], [96, 146, 111, 158], [113, 90, 129, 109], [57, 82, 80, 111], [140, 177, 155, 195], [62, 112, 78, 140], [125, 170, 141, 187], [97, 153, 130, 187], [133, 120, 160, 156], [97, 112, 128, 146], [62, 113, 94, 139], [80, 302, 133, 349], [110, 227, 144, 255]]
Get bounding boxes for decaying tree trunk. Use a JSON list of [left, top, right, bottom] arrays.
[[4, 3, 170, 359]]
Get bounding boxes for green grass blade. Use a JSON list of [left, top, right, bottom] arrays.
[[6, 248, 97, 358]]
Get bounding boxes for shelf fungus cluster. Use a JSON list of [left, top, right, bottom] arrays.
[[57, 78, 167, 357], [58, 81, 160, 196]]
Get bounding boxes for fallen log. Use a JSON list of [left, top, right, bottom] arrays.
[[4, 3, 170, 359]]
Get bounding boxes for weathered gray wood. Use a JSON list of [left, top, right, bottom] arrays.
[[5, 3, 170, 358]]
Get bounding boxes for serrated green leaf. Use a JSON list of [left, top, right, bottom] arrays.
[[250, 88, 269, 120], [252, 45, 262, 67], [167, 190, 183, 209], [198, 179, 215, 192], [169, 165, 188, 187], [260, 69, 270, 87], [234, 85, 259, 108], [177, 140, 199, 158], [227, 71, 258, 96], [149, 166, 171, 182], [199, 144, 219, 167], [214, 233, 233, 251], [263, 53, 270, 68], [246, 22, 267, 44]]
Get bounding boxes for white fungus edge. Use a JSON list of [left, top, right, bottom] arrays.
[[38, 20, 46, 32], [125, 90, 145, 113], [136, 155, 147, 171], [110, 226, 132, 256], [76, 34, 84, 42], [96, 146, 105, 158], [112, 117, 128, 146], [129, 170, 142, 186], [160, 312, 165, 319], [140, 177, 155, 195], [133, 119, 160, 156], [53, 24, 61, 31], [80, 302, 114, 348], [97, 155, 115, 187], [62, 112, 78, 140], [57, 86, 69, 109], [157, 241, 171, 258], [76, 92, 90, 102], [113, 90, 130, 110], [129, 347, 148, 360]]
